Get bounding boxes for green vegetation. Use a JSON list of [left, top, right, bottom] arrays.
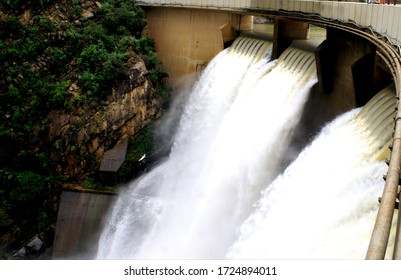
[[0, 0, 168, 250], [0, 0, 54, 13]]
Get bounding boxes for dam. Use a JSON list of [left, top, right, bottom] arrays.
[[53, 1, 401, 260]]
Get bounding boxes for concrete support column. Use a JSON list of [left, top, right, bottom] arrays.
[[272, 17, 309, 59], [315, 40, 334, 94], [219, 22, 238, 48], [352, 52, 376, 107], [314, 27, 378, 119], [239, 15, 253, 31], [143, 7, 241, 89]]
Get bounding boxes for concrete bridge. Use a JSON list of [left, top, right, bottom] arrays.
[[137, 0, 401, 259], [139, 0, 401, 45]]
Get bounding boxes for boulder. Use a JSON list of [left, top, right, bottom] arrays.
[[27, 236, 44, 252]]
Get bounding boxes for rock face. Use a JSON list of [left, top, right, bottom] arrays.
[[33, 59, 162, 179], [1, 0, 164, 179]]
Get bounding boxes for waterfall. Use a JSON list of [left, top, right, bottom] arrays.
[[97, 36, 318, 259], [96, 35, 393, 260], [226, 85, 396, 259]]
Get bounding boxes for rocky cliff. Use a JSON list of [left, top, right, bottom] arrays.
[[33, 58, 162, 179], [0, 0, 167, 258], [0, 0, 166, 180]]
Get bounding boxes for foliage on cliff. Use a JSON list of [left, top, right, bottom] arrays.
[[0, 0, 168, 253]]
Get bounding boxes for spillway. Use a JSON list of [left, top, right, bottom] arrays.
[[96, 35, 396, 259], [227, 85, 396, 259]]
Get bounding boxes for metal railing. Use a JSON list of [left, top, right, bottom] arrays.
[[138, 0, 401, 47]]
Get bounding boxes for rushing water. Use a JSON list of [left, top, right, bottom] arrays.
[[96, 36, 396, 259], [226, 87, 396, 259]]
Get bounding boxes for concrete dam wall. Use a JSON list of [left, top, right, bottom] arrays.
[[142, 8, 253, 89], [143, 6, 393, 120], [52, 4, 401, 259]]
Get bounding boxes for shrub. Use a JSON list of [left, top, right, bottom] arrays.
[[100, 0, 147, 36], [10, 171, 48, 206], [77, 42, 130, 97], [4, 16, 23, 38], [1, 0, 54, 12], [101, 51, 129, 80], [50, 80, 72, 108], [82, 23, 108, 45], [77, 43, 108, 71]]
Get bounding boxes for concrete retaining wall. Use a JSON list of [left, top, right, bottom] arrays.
[[52, 191, 116, 259]]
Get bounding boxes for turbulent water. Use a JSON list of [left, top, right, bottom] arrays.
[[96, 36, 396, 259], [227, 87, 396, 259]]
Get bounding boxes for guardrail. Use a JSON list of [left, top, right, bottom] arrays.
[[138, 0, 401, 47]]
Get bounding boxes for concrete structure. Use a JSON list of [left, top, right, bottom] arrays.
[[138, 0, 401, 260], [138, 0, 401, 46], [52, 191, 116, 259], [53, 1, 401, 260], [139, 1, 401, 119], [142, 8, 252, 88], [99, 139, 128, 172]]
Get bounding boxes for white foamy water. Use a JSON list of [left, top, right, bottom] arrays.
[[227, 88, 396, 259], [96, 37, 319, 259], [96, 36, 394, 260]]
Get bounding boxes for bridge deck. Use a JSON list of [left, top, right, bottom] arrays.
[[139, 0, 401, 47]]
